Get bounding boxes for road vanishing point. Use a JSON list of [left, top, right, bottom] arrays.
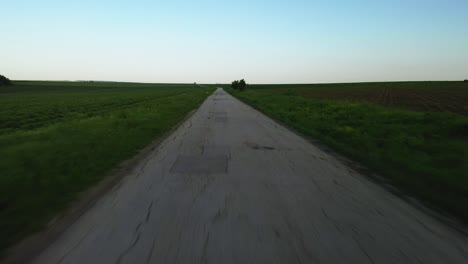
[[32, 88, 468, 263]]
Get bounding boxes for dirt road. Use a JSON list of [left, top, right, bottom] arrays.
[[32, 88, 468, 263]]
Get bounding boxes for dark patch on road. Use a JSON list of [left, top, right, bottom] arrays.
[[203, 146, 231, 159], [245, 141, 275, 150], [209, 111, 227, 116], [209, 111, 228, 123], [170, 155, 228, 174], [214, 116, 227, 123]]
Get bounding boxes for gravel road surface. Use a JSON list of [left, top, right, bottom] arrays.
[[32, 88, 468, 263]]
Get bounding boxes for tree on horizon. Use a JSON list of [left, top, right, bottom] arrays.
[[0, 75, 12, 86], [231, 79, 247, 90]]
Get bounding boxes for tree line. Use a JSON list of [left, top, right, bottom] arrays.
[[231, 79, 247, 90], [0, 75, 12, 86]]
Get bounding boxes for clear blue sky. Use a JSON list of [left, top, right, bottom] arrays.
[[1, 0, 467, 83]]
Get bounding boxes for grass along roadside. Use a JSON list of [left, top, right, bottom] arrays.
[[0, 82, 214, 254], [227, 87, 468, 222]]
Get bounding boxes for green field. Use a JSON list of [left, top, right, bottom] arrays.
[[0, 81, 214, 252], [225, 82, 468, 115], [227, 82, 468, 222]]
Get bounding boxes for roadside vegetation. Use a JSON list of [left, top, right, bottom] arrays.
[[227, 82, 468, 222], [0, 81, 214, 253]]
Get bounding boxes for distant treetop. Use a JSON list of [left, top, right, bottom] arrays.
[[231, 79, 247, 91], [0, 75, 12, 86]]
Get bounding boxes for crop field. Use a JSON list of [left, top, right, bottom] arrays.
[[228, 82, 468, 222], [0, 81, 214, 252], [248, 82, 468, 115]]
